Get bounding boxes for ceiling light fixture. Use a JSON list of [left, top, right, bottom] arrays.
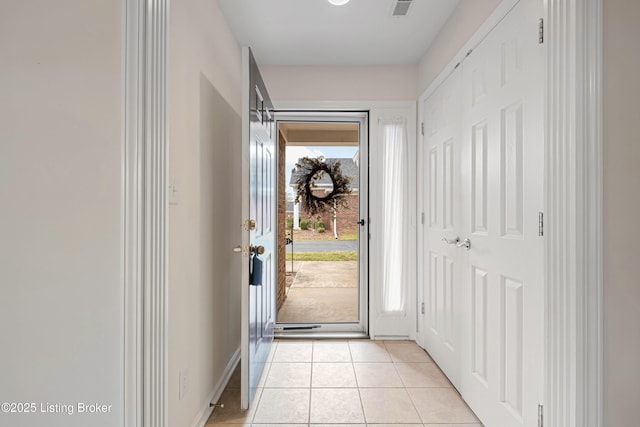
[[328, 0, 350, 5]]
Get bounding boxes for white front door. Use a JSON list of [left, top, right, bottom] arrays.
[[241, 47, 276, 409], [459, 0, 544, 425], [421, 67, 463, 388]]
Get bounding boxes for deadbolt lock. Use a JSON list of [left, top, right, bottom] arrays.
[[242, 219, 257, 231]]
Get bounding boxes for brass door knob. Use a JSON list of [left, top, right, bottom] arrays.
[[250, 245, 265, 255]]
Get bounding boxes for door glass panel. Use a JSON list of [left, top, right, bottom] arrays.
[[276, 120, 362, 325]]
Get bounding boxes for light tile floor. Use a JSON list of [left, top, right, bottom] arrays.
[[207, 340, 483, 427]]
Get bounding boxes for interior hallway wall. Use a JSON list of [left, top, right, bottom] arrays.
[[169, 0, 242, 425], [0, 1, 123, 426], [260, 65, 418, 102], [603, 1, 640, 425], [417, 0, 502, 95]]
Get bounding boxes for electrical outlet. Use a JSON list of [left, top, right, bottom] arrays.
[[179, 369, 189, 400]]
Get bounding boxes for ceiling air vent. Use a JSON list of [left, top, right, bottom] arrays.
[[392, 0, 413, 16]]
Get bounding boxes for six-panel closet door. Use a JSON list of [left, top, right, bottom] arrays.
[[422, 1, 544, 425], [421, 66, 463, 389]]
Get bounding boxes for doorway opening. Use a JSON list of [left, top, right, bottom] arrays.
[[275, 112, 368, 335]]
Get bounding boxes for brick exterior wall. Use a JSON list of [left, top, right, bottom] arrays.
[[298, 192, 360, 235], [277, 132, 287, 311]]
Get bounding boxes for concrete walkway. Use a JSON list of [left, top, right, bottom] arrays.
[[286, 240, 358, 252], [277, 261, 358, 323]]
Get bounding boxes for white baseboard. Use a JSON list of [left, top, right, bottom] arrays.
[[190, 346, 241, 427], [373, 335, 411, 341]]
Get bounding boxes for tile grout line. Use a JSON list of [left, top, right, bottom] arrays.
[[263, 340, 474, 426], [389, 341, 435, 424], [214, 339, 483, 427], [308, 340, 314, 424], [255, 340, 280, 425], [388, 344, 411, 390], [350, 341, 369, 425], [251, 339, 278, 425]]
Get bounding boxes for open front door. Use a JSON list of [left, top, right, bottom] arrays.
[[241, 47, 276, 409]]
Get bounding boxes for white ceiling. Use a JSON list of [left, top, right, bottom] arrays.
[[217, 0, 460, 65]]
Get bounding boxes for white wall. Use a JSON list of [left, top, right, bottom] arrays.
[[603, 1, 640, 425], [260, 65, 418, 102], [417, 0, 501, 95], [169, 0, 243, 425], [0, 1, 123, 426]]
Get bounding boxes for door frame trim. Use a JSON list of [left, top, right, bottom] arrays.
[[273, 110, 370, 335], [240, 46, 251, 410], [123, 0, 169, 426], [417, 0, 603, 426], [273, 101, 417, 341], [545, 1, 603, 426]]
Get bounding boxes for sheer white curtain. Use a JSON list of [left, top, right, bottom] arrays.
[[379, 117, 408, 314]]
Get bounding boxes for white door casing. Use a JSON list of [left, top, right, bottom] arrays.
[[274, 103, 416, 340], [546, 0, 604, 424], [459, 0, 544, 425], [123, 0, 168, 425], [420, 67, 463, 388], [274, 111, 370, 336]]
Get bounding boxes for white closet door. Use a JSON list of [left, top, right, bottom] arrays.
[[421, 67, 463, 388], [459, 0, 544, 425]]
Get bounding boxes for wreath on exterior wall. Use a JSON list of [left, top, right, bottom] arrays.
[[293, 156, 352, 216]]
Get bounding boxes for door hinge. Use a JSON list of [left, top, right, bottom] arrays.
[[539, 18, 544, 44], [538, 404, 544, 427], [421, 302, 425, 314], [421, 122, 424, 136], [538, 212, 544, 236], [421, 212, 425, 225]]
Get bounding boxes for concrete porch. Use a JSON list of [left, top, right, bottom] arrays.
[[277, 261, 358, 323]]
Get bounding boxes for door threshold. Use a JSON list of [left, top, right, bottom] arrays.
[[275, 330, 369, 340]]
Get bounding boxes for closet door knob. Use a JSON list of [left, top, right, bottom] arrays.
[[456, 238, 471, 250], [442, 236, 460, 245]]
